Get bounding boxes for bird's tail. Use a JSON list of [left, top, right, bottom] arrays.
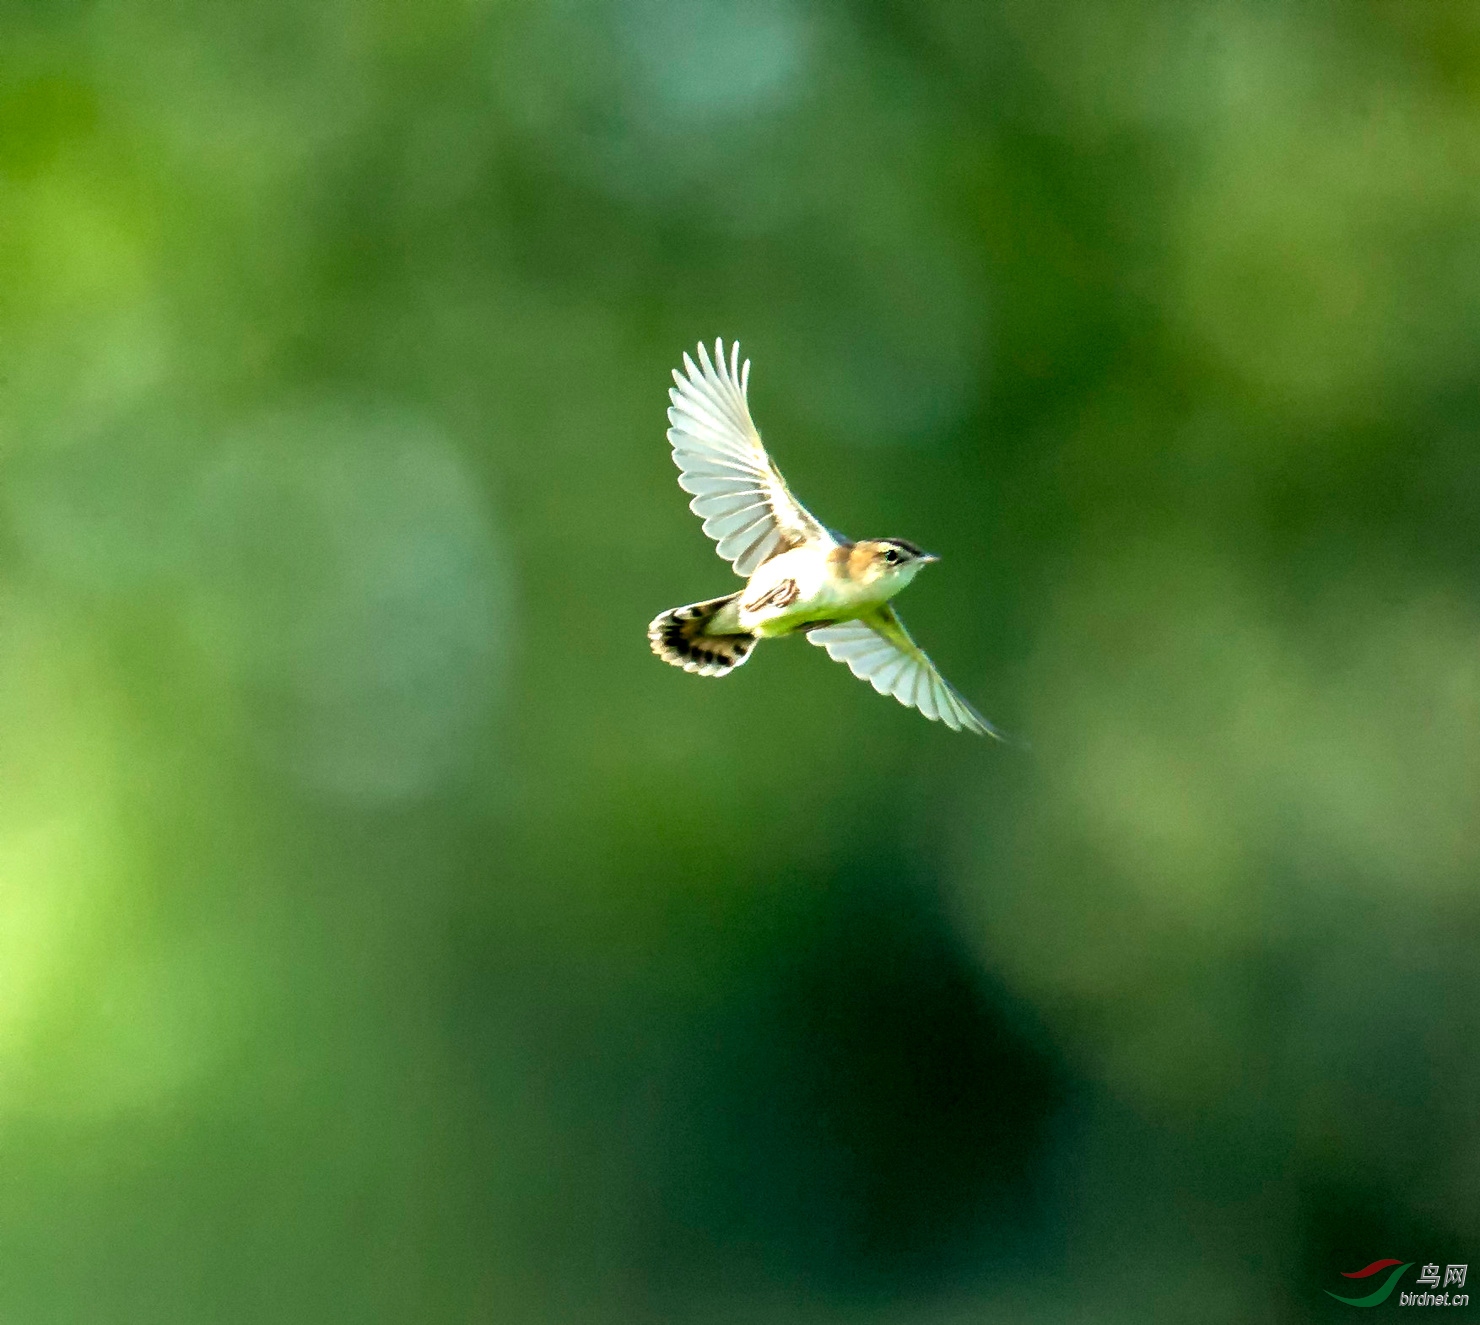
[[648, 593, 756, 677]]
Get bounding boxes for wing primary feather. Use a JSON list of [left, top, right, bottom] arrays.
[[691, 493, 762, 517], [933, 677, 958, 730], [671, 430, 753, 463], [733, 525, 779, 575], [678, 475, 761, 496], [892, 661, 918, 701], [806, 606, 1002, 739], [671, 369, 734, 417], [669, 381, 738, 427], [703, 503, 772, 538], [673, 466, 754, 486], [665, 339, 831, 574], [671, 406, 749, 450], [873, 656, 911, 693], [677, 380, 744, 435], [915, 668, 939, 720], [715, 516, 767, 552], [669, 425, 745, 456]]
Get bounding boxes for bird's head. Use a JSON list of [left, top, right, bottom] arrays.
[[849, 538, 940, 588]]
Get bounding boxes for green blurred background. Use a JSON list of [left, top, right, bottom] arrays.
[[3, 0, 1479, 1320]]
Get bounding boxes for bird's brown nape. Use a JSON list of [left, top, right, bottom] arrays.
[[832, 543, 868, 581]]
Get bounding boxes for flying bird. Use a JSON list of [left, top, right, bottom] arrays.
[[649, 339, 1001, 737]]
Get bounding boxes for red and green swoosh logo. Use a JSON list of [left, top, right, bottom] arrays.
[[1325, 1259, 1412, 1307]]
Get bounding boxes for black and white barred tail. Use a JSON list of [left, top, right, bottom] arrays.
[[648, 594, 757, 677]]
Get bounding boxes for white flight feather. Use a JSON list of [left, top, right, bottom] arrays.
[[667, 338, 832, 576], [807, 612, 1000, 737]]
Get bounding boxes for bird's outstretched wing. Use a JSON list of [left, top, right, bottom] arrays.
[[807, 604, 1001, 737], [668, 340, 833, 576]]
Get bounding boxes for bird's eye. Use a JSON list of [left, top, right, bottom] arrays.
[[883, 548, 899, 564]]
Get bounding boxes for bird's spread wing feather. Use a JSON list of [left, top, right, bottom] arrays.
[[668, 340, 832, 576], [807, 605, 1000, 738]]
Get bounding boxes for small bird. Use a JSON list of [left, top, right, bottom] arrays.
[[648, 339, 1001, 737]]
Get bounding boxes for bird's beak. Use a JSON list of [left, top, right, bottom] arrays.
[[919, 552, 941, 564]]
